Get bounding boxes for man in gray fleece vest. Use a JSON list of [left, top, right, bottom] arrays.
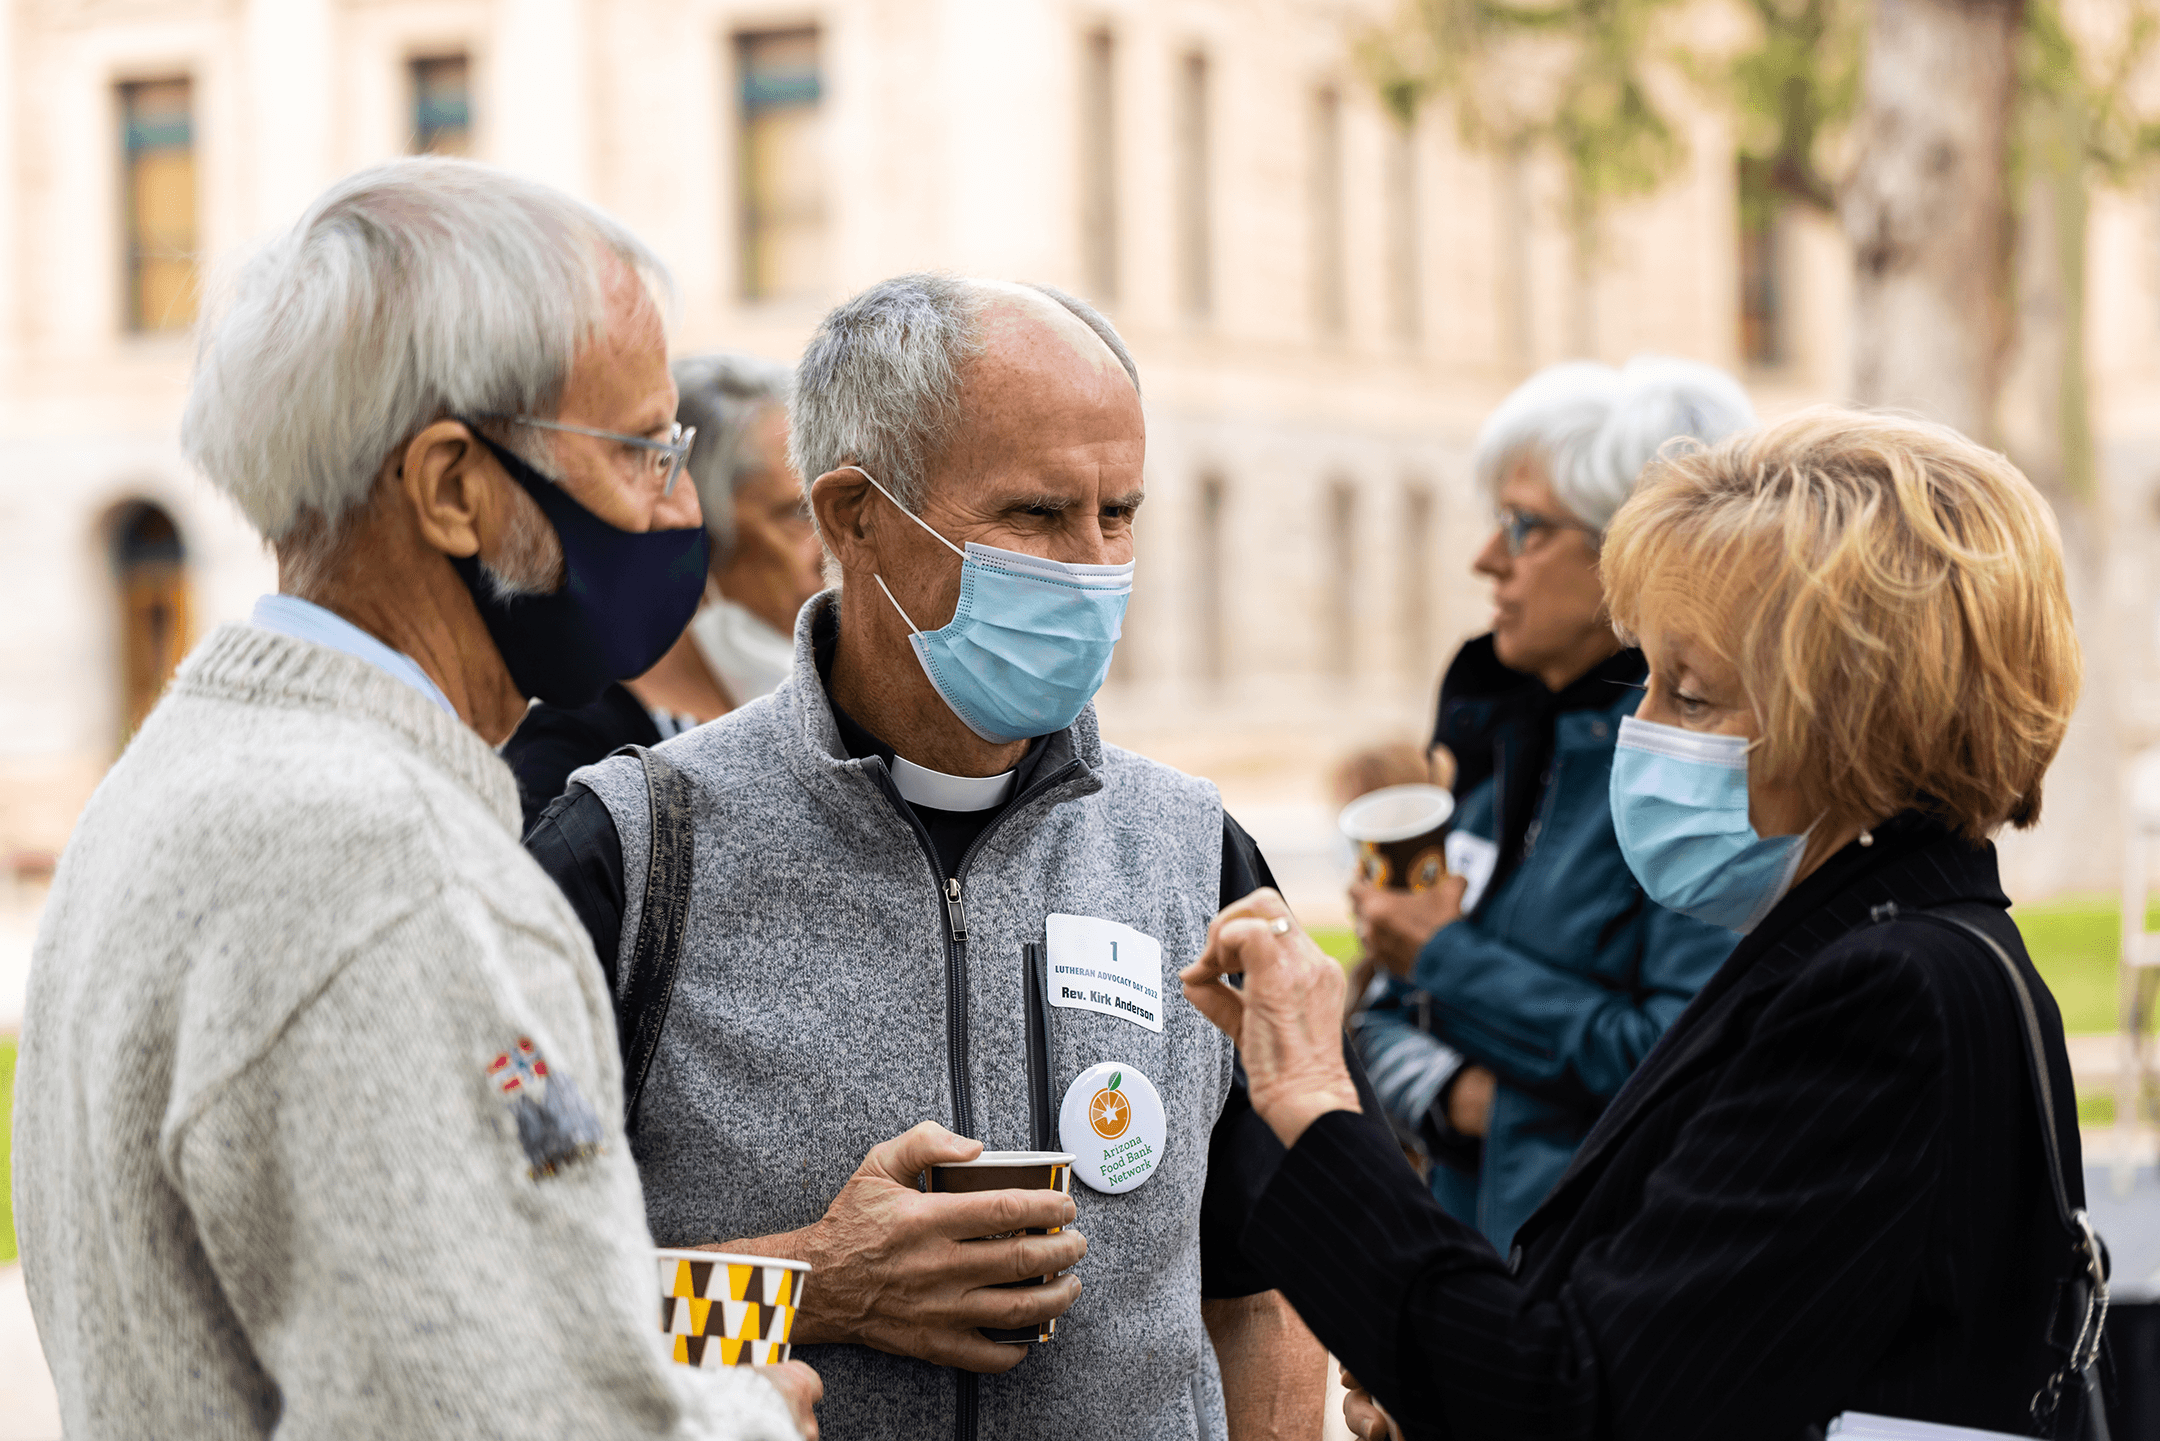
[[12, 160, 814, 1440], [528, 276, 1335, 1441]]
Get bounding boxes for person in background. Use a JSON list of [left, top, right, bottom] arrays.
[[10, 158, 814, 1440], [1184, 408, 2092, 1438], [642, 353, 827, 714], [505, 352, 825, 830], [1327, 741, 1441, 1031], [1350, 356, 1751, 1254]]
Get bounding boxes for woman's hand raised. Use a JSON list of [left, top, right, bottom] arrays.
[[1180, 888, 1362, 1149]]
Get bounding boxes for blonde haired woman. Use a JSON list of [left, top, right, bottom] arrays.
[[1182, 411, 2102, 1438]]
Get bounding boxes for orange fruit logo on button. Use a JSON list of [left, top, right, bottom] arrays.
[[1088, 1071, 1131, 1140]]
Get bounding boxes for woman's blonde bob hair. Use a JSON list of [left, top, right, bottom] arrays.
[[1603, 407, 2081, 842]]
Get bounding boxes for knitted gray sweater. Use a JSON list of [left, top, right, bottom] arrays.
[[11, 625, 798, 1440]]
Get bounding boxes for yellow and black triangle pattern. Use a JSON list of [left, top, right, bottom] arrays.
[[670, 1335, 793, 1368], [660, 1294, 798, 1343], [657, 1255, 807, 1365], [661, 1257, 804, 1307]]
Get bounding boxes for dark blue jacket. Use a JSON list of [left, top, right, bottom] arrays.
[[1354, 636, 1734, 1253]]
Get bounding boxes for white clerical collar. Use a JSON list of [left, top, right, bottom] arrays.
[[890, 755, 1017, 812]]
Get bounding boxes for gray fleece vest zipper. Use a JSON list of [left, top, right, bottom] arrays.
[[858, 752, 1087, 1441]]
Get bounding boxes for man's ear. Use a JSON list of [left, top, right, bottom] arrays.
[[809, 465, 878, 573], [397, 420, 496, 559]]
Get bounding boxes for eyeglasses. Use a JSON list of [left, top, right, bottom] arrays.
[[1496, 506, 1599, 557], [478, 415, 697, 496]]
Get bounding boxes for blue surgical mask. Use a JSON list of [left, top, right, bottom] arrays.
[[1608, 714, 1810, 934], [847, 466, 1133, 744]]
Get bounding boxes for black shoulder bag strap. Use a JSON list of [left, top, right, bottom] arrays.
[[1893, 902, 2112, 1441], [613, 744, 696, 1136]]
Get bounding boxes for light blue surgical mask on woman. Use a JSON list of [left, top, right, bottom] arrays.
[[847, 466, 1134, 744], [1608, 714, 1811, 934]]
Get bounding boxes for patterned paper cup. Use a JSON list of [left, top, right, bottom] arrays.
[[655, 1248, 812, 1368], [1339, 783, 1455, 892]]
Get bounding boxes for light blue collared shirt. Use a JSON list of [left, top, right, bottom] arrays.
[[249, 594, 458, 718]]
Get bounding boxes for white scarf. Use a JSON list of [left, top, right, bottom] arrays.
[[688, 594, 795, 706]]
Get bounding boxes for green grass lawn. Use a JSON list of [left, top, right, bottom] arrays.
[[1311, 927, 1359, 964], [2009, 896, 2138, 1035]]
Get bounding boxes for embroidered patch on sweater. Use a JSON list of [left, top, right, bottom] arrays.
[[489, 1037, 604, 1178]]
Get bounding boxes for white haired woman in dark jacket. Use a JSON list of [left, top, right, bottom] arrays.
[[1351, 356, 1754, 1255]]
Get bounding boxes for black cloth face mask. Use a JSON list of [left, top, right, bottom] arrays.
[[449, 425, 711, 708]]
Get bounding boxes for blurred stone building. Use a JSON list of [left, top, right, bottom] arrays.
[[0, 0, 2155, 916]]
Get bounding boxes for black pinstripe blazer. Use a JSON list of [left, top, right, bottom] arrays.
[[1248, 810, 2085, 1439]]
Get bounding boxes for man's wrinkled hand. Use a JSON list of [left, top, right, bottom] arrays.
[[1348, 874, 1466, 978], [755, 1360, 823, 1440], [1180, 889, 1360, 1149], [779, 1122, 1087, 1373]]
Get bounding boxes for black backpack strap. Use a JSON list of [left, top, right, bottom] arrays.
[[614, 744, 695, 1136], [1888, 901, 2111, 1438]]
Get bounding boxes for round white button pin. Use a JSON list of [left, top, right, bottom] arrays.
[[1058, 1061, 1166, 1194]]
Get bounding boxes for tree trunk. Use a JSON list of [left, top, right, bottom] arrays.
[[1994, 84, 2117, 899], [1999, 86, 2093, 512], [1842, 0, 2023, 439]]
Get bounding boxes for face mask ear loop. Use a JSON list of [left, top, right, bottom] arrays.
[[840, 465, 965, 559], [1737, 816, 1822, 934], [873, 573, 924, 638], [844, 466, 954, 642]]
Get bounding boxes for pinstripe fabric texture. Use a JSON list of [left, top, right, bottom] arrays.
[[1248, 811, 2085, 1439]]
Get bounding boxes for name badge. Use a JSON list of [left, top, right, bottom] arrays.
[[1445, 832, 1499, 914], [1045, 914, 1164, 1034]]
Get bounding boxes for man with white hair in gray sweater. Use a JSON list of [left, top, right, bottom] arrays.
[[12, 158, 816, 1439]]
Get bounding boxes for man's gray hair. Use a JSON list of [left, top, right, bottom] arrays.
[[181, 156, 672, 543], [674, 352, 794, 562], [1472, 356, 1754, 533], [788, 273, 1140, 510]]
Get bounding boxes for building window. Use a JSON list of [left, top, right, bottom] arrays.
[[120, 79, 198, 334], [737, 28, 827, 303], [1386, 117, 1419, 344], [1400, 483, 1435, 675], [1079, 29, 1118, 304], [1324, 480, 1356, 676], [111, 501, 190, 743], [1310, 86, 1346, 336], [1738, 157, 1782, 366], [1174, 51, 1212, 320], [411, 55, 473, 156], [1197, 474, 1227, 683]]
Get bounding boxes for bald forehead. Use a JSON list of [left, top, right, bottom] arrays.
[[970, 280, 1131, 392]]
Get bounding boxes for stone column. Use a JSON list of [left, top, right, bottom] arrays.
[[244, 0, 336, 233], [491, 0, 593, 200]]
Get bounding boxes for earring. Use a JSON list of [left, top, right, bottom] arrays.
[[1858, 829, 1874, 848]]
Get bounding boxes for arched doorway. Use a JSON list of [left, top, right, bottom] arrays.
[[109, 500, 190, 743]]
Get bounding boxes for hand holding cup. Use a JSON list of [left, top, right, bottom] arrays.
[[758, 1361, 824, 1441], [777, 1123, 1087, 1373], [1339, 783, 1465, 977]]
